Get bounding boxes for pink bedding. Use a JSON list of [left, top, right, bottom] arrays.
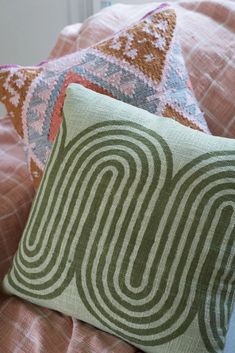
[[0, 117, 34, 283], [0, 299, 140, 353], [49, 23, 82, 59]]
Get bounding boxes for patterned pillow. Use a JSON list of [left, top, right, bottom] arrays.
[[4, 84, 235, 353], [0, 5, 210, 188]]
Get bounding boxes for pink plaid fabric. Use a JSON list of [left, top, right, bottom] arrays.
[[0, 298, 141, 353], [52, 0, 234, 138], [0, 117, 35, 282], [176, 0, 235, 138], [0, 117, 140, 353], [49, 23, 82, 59]]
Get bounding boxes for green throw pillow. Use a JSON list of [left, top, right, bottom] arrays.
[[4, 84, 235, 353]]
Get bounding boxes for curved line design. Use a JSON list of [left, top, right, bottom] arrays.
[[8, 120, 235, 351]]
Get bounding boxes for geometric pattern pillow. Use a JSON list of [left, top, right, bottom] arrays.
[[0, 5, 210, 188], [4, 84, 234, 353], [73, 1, 235, 138]]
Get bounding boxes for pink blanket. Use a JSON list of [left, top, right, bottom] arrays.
[[49, 23, 82, 59]]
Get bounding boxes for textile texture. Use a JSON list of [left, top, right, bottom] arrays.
[[0, 118, 140, 353], [0, 117, 34, 282], [4, 84, 235, 353], [0, 298, 140, 353], [49, 23, 82, 59], [70, 0, 235, 138], [0, 5, 209, 188]]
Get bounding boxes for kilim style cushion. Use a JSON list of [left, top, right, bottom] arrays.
[[0, 5, 210, 188], [74, 1, 235, 138], [4, 84, 235, 353]]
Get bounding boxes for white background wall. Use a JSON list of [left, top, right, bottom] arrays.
[[0, 0, 100, 67], [0, 0, 160, 66], [0, 0, 70, 66], [0, 0, 162, 67]]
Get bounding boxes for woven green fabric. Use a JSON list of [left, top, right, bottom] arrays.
[[4, 84, 235, 353]]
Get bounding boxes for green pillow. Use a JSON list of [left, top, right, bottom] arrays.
[[4, 84, 235, 353]]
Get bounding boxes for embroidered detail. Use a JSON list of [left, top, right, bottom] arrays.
[[144, 54, 155, 62], [49, 72, 115, 143], [0, 68, 41, 138], [0, 6, 209, 188], [156, 19, 168, 31], [154, 36, 166, 50], [30, 157, 43, 187], [96, 10, 176, 82]]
